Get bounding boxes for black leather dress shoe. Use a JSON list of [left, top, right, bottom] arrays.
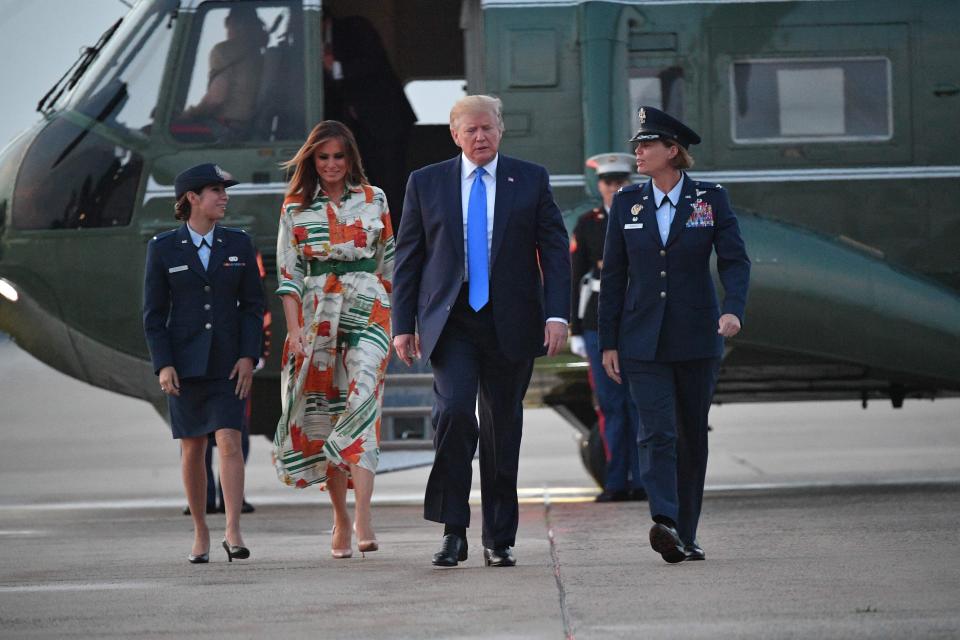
[[684, 542, 705, 561], [649, 523, 686, 564], [483, 546, 516, 567], [628, 488, 648, 502], [432, 534, 468, 567], [595, 489, 630, 503]]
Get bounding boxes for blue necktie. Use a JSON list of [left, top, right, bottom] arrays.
[[467, 167, 489, 311]]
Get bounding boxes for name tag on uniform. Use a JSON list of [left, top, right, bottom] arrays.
[[624, 223, 644, 229], [168, 265, 188, 273]]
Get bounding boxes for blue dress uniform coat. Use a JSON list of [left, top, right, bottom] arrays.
[[143, 224, 264, 381], [597, 174, 750, 549], [598, 177, 749, 359]]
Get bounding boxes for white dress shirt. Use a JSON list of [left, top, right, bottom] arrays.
[[187, 223, 215, 270], [651, 174, 685, 246]]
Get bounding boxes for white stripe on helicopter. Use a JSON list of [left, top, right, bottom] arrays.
[[142, 165, 960, 204]]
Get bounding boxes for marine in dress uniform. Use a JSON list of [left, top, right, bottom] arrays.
[[570, 153, 644, 503], [598, 107, 750, 563]]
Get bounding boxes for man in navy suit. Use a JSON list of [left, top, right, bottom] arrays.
[[392, 95, 571, 568], [599, 107, 750, 563]]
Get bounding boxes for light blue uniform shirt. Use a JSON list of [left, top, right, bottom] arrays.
[[187, 224, 215, 270], [651, 175, 685, 246]]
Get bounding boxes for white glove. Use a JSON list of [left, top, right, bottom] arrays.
[[569, 335, 587, 358]]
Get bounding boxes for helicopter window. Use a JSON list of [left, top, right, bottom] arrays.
[[170, 2, 305, 144], [731, 58, 892, 144], [66, 1, 176, 139], [629, 65, 684, 126], [12, 117, 142, 230]]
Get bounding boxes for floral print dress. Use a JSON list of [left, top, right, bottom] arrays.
[[273, 184, 394, 488]]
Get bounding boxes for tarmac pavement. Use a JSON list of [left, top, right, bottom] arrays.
[[1, 338, 959, 638]]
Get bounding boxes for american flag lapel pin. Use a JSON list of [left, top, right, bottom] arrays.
[[507, 176, 515, 182]]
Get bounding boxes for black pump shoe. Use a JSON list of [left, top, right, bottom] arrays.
[[222, 539, 250, 562], [432, 534, 468, 567], [187, 552, 209, 564]]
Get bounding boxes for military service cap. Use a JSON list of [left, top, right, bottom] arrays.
[[175, 163, 239, 200], [585, 152, 635, 179], [629, 106, 701, 149]]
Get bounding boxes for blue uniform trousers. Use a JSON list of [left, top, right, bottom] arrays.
[[583, 330, 641, 492], [621, 357, 720, 544]]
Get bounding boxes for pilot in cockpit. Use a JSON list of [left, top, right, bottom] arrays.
[[175, 7, 267, 140]]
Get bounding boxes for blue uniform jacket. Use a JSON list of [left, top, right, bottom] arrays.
[[143, 224, 264, 379], [391, 154, 571, 361], [598, 176, 750, 362]]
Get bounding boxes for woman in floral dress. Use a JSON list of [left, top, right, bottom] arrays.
[[274, 120, 394, 558]]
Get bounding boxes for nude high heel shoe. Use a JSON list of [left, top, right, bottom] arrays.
[[330, 526, 353, 559], [354, 522, 379, 557]]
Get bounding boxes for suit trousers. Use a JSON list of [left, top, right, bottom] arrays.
[[424, 286, 535, 548], [621, 357, 720, 544]]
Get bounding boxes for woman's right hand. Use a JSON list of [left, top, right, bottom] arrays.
[[287, 326, 309, 357], [159, 366, 180, 396], [601, 349, 622, 385]]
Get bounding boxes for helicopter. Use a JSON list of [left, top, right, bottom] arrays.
[[1, 0, 958, 485]]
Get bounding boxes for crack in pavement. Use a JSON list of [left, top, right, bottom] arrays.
[[544, 488, 576, 640]]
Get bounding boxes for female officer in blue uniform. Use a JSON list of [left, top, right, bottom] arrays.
[[598, 107, 750, 563], [144, 164, 264, 563]]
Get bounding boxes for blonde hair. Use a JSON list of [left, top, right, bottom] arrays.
[[449, 95, 504, 131], [281, 120, 368, 211], [666, 141, 695, 170]]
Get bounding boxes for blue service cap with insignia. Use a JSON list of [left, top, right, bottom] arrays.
[[174, 163, 239, 200], [629, 106, 701, 149], [586, 152, 635, 178]]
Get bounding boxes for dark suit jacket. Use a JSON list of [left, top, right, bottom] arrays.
[[392, 154, 571, 361], [143, 224, 264, 379], [598, 176, 750, 362], [327, 16, 417, 141]]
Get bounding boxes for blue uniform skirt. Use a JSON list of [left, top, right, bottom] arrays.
[[168, 378, 244, 439]]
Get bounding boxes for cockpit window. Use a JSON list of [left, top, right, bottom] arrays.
[[170, 1, 305, 144], [65, 0, 177, 139], [12, 117, 142, 229]]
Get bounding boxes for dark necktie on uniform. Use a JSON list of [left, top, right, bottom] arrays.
[[467, 167, 489, 311], [198, 238, 211, 270]]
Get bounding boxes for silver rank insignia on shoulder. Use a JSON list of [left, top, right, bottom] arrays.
[[630, 204, 642, 216], [696, 189, 707, 197]]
